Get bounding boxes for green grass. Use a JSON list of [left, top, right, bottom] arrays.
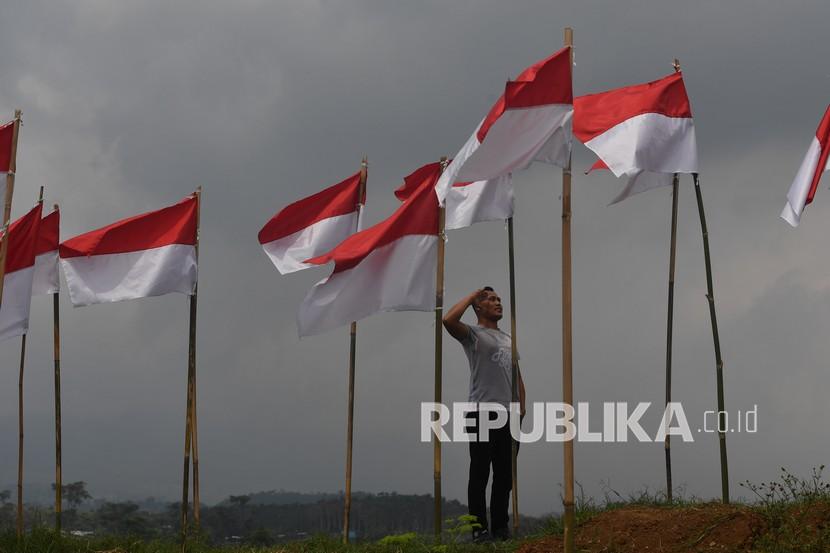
[[7, 469, 830, 553]]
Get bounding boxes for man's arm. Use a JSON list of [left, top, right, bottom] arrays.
[[442, 289, 482, 342]]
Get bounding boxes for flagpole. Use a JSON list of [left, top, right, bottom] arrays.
[[692, 173, 729, 503], [16, 333, 27, 539], [507, 216, 520, 536], [180, 187, 201, 549], [561, 27, 575, 553], [0, 110, 22, 310], [343, 156, 367, 544], [52, 208, 63, 533], [664, 172, 679, 503], [16, 188, 43, 540], [434, 156, 448, 540]]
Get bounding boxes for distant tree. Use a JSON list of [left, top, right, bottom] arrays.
[[0, 490, 10, 505], [52, 481, 92, 511], [228, 495, 250, 509]]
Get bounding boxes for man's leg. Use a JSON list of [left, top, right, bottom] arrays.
[[467, 412, 490, 533], [489, 421, 516, 536]]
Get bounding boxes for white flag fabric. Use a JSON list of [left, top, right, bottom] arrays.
[[446, 176, 513, 231], [574, 71, 699, 204], [298, 178, 439, 337], [780, 105, 830, 227], [259, 172, 364, 274], [59, 195, 198, 306], [394, 162, 513, 230], [435, 47, 573, 203], [0, 203, 42, 341], [32, 208, 60, 295]]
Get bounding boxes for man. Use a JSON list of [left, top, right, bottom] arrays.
[[443, 287, 526, 542]]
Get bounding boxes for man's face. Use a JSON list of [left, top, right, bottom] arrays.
[[476, 289, 503, 322]]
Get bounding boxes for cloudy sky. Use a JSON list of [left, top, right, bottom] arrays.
[[1, 0, 829, 517]]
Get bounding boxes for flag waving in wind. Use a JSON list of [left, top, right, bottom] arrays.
[[574, 71, 698, 204], [395, 162, 513, 231], [780, 105, 830, 227], [32, 208, 60, 296], [259, 172, 364, 274], [60, 195, 198, 306], [435, 47, 573, 202], [298, 179, 439, 337], [0, 203, 42, 341]]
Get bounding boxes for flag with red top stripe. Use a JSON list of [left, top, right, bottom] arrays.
[[435, 47, 573, 202], [574, 72, 698, 204], [0, 203, 42, 341], [59, 195, 198, 306], [781, 105, 830, 227], [258, 172, 364, 274]]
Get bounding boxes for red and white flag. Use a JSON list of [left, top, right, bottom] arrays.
[[395, 162, 513, 230], [780, 105, 830, 227], [259, 172, 364, 274], [574, 72, 698, 204], [435, 47, 573, 202], [32, 208, 60, 296], [0, 203, 42, 341], [59, 195, 198, 306], [298, 179, 439, 337]]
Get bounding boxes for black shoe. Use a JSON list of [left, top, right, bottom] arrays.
[[472, 529, 492, 543], [492, 527, 512, 541]]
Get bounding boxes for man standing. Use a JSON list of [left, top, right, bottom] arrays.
[[443, 287, 526, 542]]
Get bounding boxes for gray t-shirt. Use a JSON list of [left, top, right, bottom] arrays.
[[460, 324, 518, 407]]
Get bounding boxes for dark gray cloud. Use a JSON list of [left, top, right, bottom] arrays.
[[1, 0, 829, 516]]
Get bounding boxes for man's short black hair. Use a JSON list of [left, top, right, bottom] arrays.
[[473, 286, 495, 311]]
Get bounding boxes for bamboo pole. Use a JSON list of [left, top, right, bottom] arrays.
[[53, 219, 63, 533], [343, 157, 367, 544], [181, 187, 201, 549], [16, 188, 43, 539], [664, 173, 679, 503], [191, 328, 200, 529], [433, 156, 448, 540], [0, 110, 22, 310], [692, 173, 729, 503], [16, 333, 27, 539], [507, 216, 520, 536], [561, 27, 575, 553]]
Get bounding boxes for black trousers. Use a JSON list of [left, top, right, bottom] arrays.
[[466, 410, 518, 532]]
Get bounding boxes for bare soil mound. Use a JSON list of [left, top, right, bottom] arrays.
[[517, 503, 765, 553]]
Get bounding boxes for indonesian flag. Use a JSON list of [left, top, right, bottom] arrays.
[[32, 208, 60, 295], [574, 72, 699, 204], [0, 203, 42, 342], [435, 47, 573, 202], [297, 179, 439, 337], [395, 162, 513, 231], [780, 105, 830, 227], [59, 195, 198, 306], [259, 172, 364, 274]]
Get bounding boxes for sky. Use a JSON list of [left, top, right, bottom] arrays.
[[1, 0, 830, 517]]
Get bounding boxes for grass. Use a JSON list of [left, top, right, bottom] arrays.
[[7, 469, 830, 552]]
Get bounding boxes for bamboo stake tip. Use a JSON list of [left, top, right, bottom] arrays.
[[673, 59, 681, 72], [38, 186, 44, 202], [14, 109, 22, 119], [53, 203, 59, 211], [564, 27, 574, 46]]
